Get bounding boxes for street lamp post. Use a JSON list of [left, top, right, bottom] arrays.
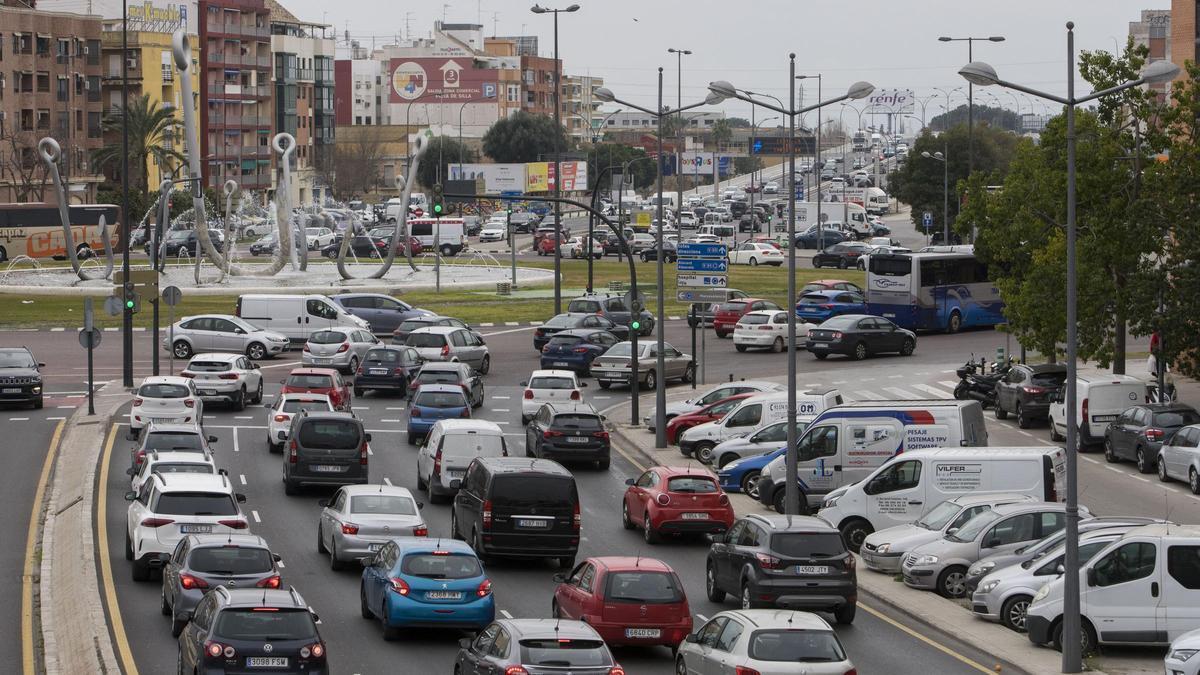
[[920, 146, 949, 244], [708, 67, 874, 516], [959, 30, 1179, 673], [585, 108, 623, 293], [796, 75, 821, 248], [531, 3, 580, 315], [121, 0, 132, 388], [938, 35, 1005, 174], [668, 48, 692, 225]]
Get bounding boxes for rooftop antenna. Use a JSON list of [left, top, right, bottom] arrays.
[[491, 11, 499, 37]]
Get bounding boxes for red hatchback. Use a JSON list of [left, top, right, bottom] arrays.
[[280, 367, 352, 411], [665, 393, 754, 445], [712, 298, 780, 338], [622, 467, 735, 543], [552, 556, 692, 650]]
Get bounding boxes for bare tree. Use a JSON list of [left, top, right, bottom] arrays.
[[319, 127, 388, 201], [0, 119, 50, 202]]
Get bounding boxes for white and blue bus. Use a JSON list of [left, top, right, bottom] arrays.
[[866, 251, 1005, 332]]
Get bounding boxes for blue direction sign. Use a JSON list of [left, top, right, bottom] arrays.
[[677, 242, 727, 258], [677, 258, 729, 273]]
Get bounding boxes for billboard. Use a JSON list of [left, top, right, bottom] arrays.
[[448, 164, 527, 194], [680, 152, 714, 173], [388, 57, 498, 104], [525, 161, 588, 192], [526, 163, 550, 192], [865, 88, 916, 114]]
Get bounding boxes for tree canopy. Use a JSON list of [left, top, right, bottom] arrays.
[[586, 143, 655, 191], [481, 111, 570, 163], [929, 103, 1021, 133], [416, 135, 478, 189]]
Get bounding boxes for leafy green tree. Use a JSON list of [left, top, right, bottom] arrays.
[[586, 143, 655, 191], [929, 104, 1021, 133], [91, 94, 185, 193], [733, 156, 761, 176], [416, 135, 478, 189], [725, 117, 751, 128], [481, 111, 569, 163]]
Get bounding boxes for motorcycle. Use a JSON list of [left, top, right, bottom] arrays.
[[953, 355, 1011, 409]]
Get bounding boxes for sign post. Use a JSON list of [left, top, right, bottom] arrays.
[[82, 297, 97, 415], [162, 285, 183, 375], [922, 211, 933, 244], [677, 242, 728, 388]]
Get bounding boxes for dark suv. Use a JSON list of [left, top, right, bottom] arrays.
[[177, 586, 326, 674], [524, 403, 610, 469], [705, 513, 857, 624], [451, 457, 580, 568], [161, 533, 281, 636], [567, 294, 655, 337], [283, 411, 371, 495], [993, 363, 1068, 428], [0, 347, 44, 409]]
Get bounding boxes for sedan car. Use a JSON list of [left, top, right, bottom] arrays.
[[563, 235, 604, 260], [391, 315, 472, 345], [1157, 424, 1200, 492], [993, 363, 1068, 428], [622, 467, 734, 543], [678, 610, 854, 675], [728, 241, 784, 266], [566, 294, 654, 337], [590, 340, 695, 391], [538, 329, 621, 375], [552, 557, 692, 649], [478, 224, 507, 243], [812, 241, 871, 269], [645, 380, 783, 432], [247, 232, 278, 256], [665, 394, 754, 445], [318, 485, 428, 570], [360, 537, 493, 636], [320, 234, 388, 259], [331, 293, 432, 336], [149, 228, 224, 258], [805, 314, 916, 361], [639, 239, 678, 263], [1105, 403, 1200, 473], [795, 290, 867, 324], [406, 362, 484, 408], [733, 309, 804, 353], [163, 314, 289, 361], [266, 393, 334, 453], [455, 619, 619, 675], [181, 353, 264, 410], [534, 313, 628, 351], [129, 376, 202, 436]]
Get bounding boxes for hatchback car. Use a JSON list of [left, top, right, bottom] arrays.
[[623, 467, 735, 543], [567, 294, 654, 336], [1104, 403, 1200, 473], [128, 450, 217, 493], [645, 380, 784, 431], [130, 421, 217, 471], [352, 346, 423, 397], [713, 298, 781, 338], [533, 313, 628, 351], [330, 293, 432, 336], [801, 279, 863, 295], [1157, 424, 1200, 492], [538, 329, 621, 375], [282, 411, 370, 495], [391, 315, 473, 345], [406, 326, 491, 374], [406, 361, 484, 408], [812, 241, 870, 269], [182, 353, 265, 410], [416, 420, 508, 502], [733, 310, 800, 353], [318, 484, 427, 569], [320, 234, 389, 259], [805, 314, 916, 360], [665, 394, 754, 445], [520, 370, 585, 423], [301, 326, 379, 374], [553, 557, 692, 649], [360, 537, 494, 637], [795, 290, 867, 325], [639, 239, 678, 263], [589, 340, 694, 391], [161, 533, 281, 636], [280, 368, 352, 411], [164, 315, 289, 360], [407, 384, 472, 444], [177, 587, 326, 674], [728, 241, 784, 266], [677, 609, 853, 675], [993, 363, 1069, 428], [454, 619, 621, 675], [266, 393, 334, 453], [130, 376, 202, 437], [525, 402, 610, 469]]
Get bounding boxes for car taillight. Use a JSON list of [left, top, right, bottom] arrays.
[[180, 573, 208, 590], [570, 390, 581, 400], [357, 366, 364, 375], [393, 367, 405, 375], [544, 430, 563, 439], [361, 442, 369, 465], [573, 346, 589, 353], [524, 389, 534, 399], [413, 525, 428, 537], [289, 439, 298, 463], [303, 343, 311, 352], [273, 414, 291, 423], [656, 493, 671, 506], [218, 519, 248, 530], [441, 344, 450, 357], [535, 328, 544, 337], [184, 398, 196, 408], [140, 517, 174, 527], [820, 304, 834, 310], [755, 552, 782, 569], [205, 641, 234, 659], [133, 397, 143, 406], [433, 448, 443, 476], [217, 373, 239, 380], [337, 343, 350, 353], [460, 408, 471, 418], [180, 372, 195, 378], [341, 522, 359, 535], [1145, 428, 1165, 440], [389, 577, 410, 595], [1022, 386, 1046, 395], [846, 554, 856, 571], [735, 667, 761, 675], [609, 667, 626, 675], [477, 578, 492, 597], [843, 670, 857, 675], [718, 493, 729, 505], [1082, 397, 1089, 423], [831, 331, 843, 340], [505, 667, 530, 675], [256, 575, 282, 589], [573, 500, 581, 532], [482, 500, 492, 529], [593, 430, 609, 440], [410, 406, 421, 417], [134, 449, 146, 465], [542, 344, 551, 353], [299, 642, 326, 659]]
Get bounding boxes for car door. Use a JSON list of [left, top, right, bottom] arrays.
[[977, 512, 1039, 560], [1117, 409, 1146, 460], [727, 522, 762, 587], [180, 317, 215, 352], [685, 617, 728, 675], [664, 344, 686, 379], [163, 538, 188, 608], [237, 356, 261, 391], [470, 371, 485, 407], [208, 317, 245, 352], [1082, 539, 1162, 643], [996, 367, 1021, 413], [454, 463, 484, 536], [462, 623, 499, 674], [706, 617, 746, 675], [1162, 542, 1200, 638], [863, 459, 926, 530], [321, 488, 347, 548]]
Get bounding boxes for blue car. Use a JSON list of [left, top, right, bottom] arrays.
[[406, 384, 470, 444], [717, 445, 786, 498], [538, 328, 621, 374], [795, 289, 866, 324], [360, 537, 495, 638]]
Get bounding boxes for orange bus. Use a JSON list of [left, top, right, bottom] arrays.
[[0, 203, 121, 262]]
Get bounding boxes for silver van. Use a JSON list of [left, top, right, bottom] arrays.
[[416, 420, 507, 502]]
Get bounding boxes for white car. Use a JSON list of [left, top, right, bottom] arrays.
[[266, 393, 334, 453], [763, 181, 779, 194], [416, 420, 508, 502], [1167, 628, 1200, 675], [678, 211, 697, 229], [479, 225, 507, 243], [733, 309, 808, 353], [181, 353, 265, 410], [520, 369, 584, 423], [688, 234, 721, 244], [130, 376, 202, 436], [305, 227, 335, 250], [727, 241, 785, 266], [128, 450, 217, 493], [125, 472, 247, 581]]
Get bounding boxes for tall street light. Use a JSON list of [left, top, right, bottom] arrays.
[[121, 0, 133, 388], [959, 29, 1179, 672], [594, 80, 722, 449], [531, 3, 580, 315], [796, 74, 822, 247], [709, 63, 874, 516], [668, 47, 693, 222], [920, 146, 948, 244], [938, 35, 1004, 175]]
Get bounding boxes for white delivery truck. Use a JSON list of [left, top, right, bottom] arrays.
[[236, 294, 369, 343], [406, 217, 467, 256], [756, 399, 988, 514], [679, 388, 845, 461], [832, 187, 888, 216], [786, 201, 871, 239], [1047, 373, 1146, 448], [819, 446, 1066, 552]]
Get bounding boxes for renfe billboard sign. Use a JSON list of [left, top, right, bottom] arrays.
[[389, 58, 497, 103], [865, 88, 915, 114]]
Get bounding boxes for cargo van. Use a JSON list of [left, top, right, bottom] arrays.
[[756, 399, 988, 514], [1047, 374, 1146, 448], [236, 294, 369, 343], [406, 217, 466, 256], [698, 223, 734, 239], [679, 388, 844, 460], [817, 446, 1066, 552]]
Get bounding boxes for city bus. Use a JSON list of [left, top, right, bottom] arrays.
[[0, 203, 121, 262], [866, 251, 1005, 333]]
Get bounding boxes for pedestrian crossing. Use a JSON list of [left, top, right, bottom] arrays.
[[806, 375, 959, 404]]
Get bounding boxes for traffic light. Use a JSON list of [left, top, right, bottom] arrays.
[[431, 184, 445, 216], [122, 281, 140, 314], [630, 319, 641, 332]]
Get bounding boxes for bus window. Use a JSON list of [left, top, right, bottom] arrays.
[[868, 256, 911, 277]]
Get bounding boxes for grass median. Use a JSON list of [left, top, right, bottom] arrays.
[[0, 259, 864, 329]]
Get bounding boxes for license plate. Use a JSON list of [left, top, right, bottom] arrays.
[[369, 368, 388, 375], [1, 388, 21, 394], [448, 470, 465, 478], [199, 389, 217, 396], [566, 437, 589, 444], [247, 657, 288, 667], [516, 518, 551, 529], [425, 591, 463, 600], [810, 343, 828, 349], [314, 358, 331, 364], [624, 628, 661, 639], [180, 524, 212, 534], [1093, 415, 1117, 422], [368, 543, 383, 552], [681, 512, 708, 520], [311, 465, 344, 473], [795, 565, 830, 575], [553, 362, 570, 367]]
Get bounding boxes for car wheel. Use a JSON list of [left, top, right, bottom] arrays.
[[1136, 447, 1153, 474], [253, 379, 264, 404], [814, 352, 828, 360], [1052, 618, 1097, 656], [233, 386, 246, 411], [771, 337, 784, 353], [245, 342, 267, 361], [695, 442, 716, 465], [995, 403, 1008, 420], [1190, 468, 1200, 495], [354, 387, 364, 398], [771, 488, 787, 514], [558, 555, 575, 569], [125, 531, 133, 561], [479, 355, 491, 375], [131, 556, 151, 582], [644, 370, 656, 391], [360, 584, 374, 619], [740, 583, 760, 610], [329, 539, 347, 571], [839, 519, 873, 553], [622, 501, 634, 530], [900, 338, 915, 356], [834, 603, 856, 625], [705, 563, 725, 603], [675, 656, 688, 675], [643, 513, 660, 544], [172, 340, 192, 359], [317, 523, 328, 554], [936, 566, 968, 598], [1050, 418, 1064, 443], [598, 380, 611, 389], [946, 310, 962, 334], [837, 259, 848, 269], [347, 356, 359, 375], [1001, 594, 1033, 632], [749, 257, 758, 266], [735, 343, 747, 353], [1103, 436, 1118, 462], [441, 244, 454, 257], [740, 470, 761, 499], [451, 510, 463, 540], [283, 479, 299, 496], [853, 341, 868, 360], [682, 363, 695, 383], [1016, 404, 1033, 429]]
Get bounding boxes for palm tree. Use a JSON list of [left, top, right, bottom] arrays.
[[710, 118, 733, 151], [91, 94, 185, 192]]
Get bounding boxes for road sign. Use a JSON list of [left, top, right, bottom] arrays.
[[922, 211, 933, 227], [677, 258, 728, 273], [749, 136, 817, 156], [162, 285, 182, 307], [636, 212, 651, 227], [676, 273, 729, 288], [413, 208, 424, 217], [677, 289, 729, 304], [677, 243, 726, 258], [103, 295, 123, 317], [78, 327, 102, 349]]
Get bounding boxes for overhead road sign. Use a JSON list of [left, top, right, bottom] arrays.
[[677, 243, 727, 258]]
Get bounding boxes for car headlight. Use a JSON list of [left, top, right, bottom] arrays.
[[913, 555, 939, 566], [875, 543, 891, 554], [978, 580, 1000, 594], [723, 458, 744, 471], [1169, 649, 1200, 662], [1032, 585, 1050, 603], [822, 495, 840, 509], [969, 562, 995, 577]]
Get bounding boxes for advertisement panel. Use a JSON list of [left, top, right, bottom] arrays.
[[526, 163, 550, 192], [524, 161, 588, 192], [389, 57, 498, 104], [448, 164, 527, 194], [679, 152, 714, 173], [865, 88, 916, 114]]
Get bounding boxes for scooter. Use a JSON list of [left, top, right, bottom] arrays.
[[953, 355, 1010, 409]]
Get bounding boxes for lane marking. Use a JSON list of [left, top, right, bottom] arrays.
[[384, 477, 393, 486], [234, 416, 253, 420], [277, 560, 286, 568], [493, 408, 510, 413], [251, 510, 262, 523], [97, 423, 140, 675], [500, 609, 514, 619], [938, 380, 958, 388], [491, 396, 511, 400], [386, 407, 406, 411], [694, 613, 707, 623], [232, 426, 240, 453], [1082, 457, 1101, 465], [381, 419, 401, 423], [850, 390, 881, 400], [911, 383, 952, 398], [481, 326, 537, 337], [883, 387, 919, 399], [238, 474, 247, 485], [9, 417, 29, 421], [858, 602, 995, 674], [22, 419, 64, 675]]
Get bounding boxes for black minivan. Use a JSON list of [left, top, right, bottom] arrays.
[[450, 457, 579, 568], [283, 411, 370, 495]]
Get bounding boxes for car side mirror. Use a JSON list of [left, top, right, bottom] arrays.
[[450, 479, 462, 489], [363, 433, 373, 443], [218, 469, 229, 476], [124, 491, 137, 501], [318, 498, 330, 508], [208, 435, 218, 443], [552, 573, 568, 583], [1086, 568, 1097, 587], [279, 379, 286, 385], [251, 363, 260, 369], [234, 493, 247, 503], [458, 638, 472, 650], [707, 533, 727, 544], [685, 632, 701, 644], [38, 362, 46, 368], [1056, 563, 1065, 575], [310, 612, 321, 624], [625, 478, 636, 486]]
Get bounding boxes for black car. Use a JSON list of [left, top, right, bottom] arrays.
[[994, 363, 1068, 428], [0, 347, 44, 408], [534, 313, 629, 351], [248, 234, 278, 256], [391, 315, 472, 344], [508, 212, 541, 233], [738, 214, 763, 233], [148, 229, 225, 258], [729, 200, 748, 218], [177, 586, 327, 674], [455, 619, 617, 675], [539, 329, 622, 375], [794, 225, 847, 249], [353, 346, 423, 397], [1104, 403, 1200, 473], [639, 239, 678, 263], [812, 242, 871, 269], [601, 234, 631, 258], [331, 293, 432, 336], [566, 294, 654, 337], [450, 457, 580, 568], [705, 513, 857, 623], [524, 402, 610, 469], [320, 235, 385, 259], [805, 314, 916, 361]]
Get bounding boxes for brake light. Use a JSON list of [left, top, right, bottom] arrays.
[[755, 552, 782, 569], [433, 448, 442, 476], [252, 574, 281, 589], [482, 500, 492, 529], [573, 346, 589, 353], [535, 328, 544, 337], [1082, 397, 1088, 423], [134, 449, 146, 465], [180, 372, 195, 378], [1022, 386, 1046, 395], [524, 389, 534, 399], [735, 667, 761, 675], [410, 406, 421, 417], [460, 408, 471, 418], [184, 398, 196, 408], [413, 525, 428, 536], [133, 397, 144, 406], [360, 441, 369, 465], [1145, 428, 1165, 440], [303, 343, 311, 352], [505, 667, 529, 675], [441, 344, 450, 357], [217, 373, 239, 380], [718, 493, 729, 505], [289, 439, 298, 463], [218, 519, 248, 530], [180, 573, 208, 590], [341, 523, 359, 535], [831, 331, 843, 340], [337, 343, 350, 353], [389, 577, 410, 595], [357, 366, 364, 376], [477, 578, 492, 597], [273, 414, 290, 423], [656, 493, 671, 506], [609, 667, 626, 675], [140, 517, 174, 527], [205, 641, 233, 659], [393, 367, 405, 375], [542, 344, 551, 353], [593, 430, 609, 439], [846, 554, 856, 571], [544, 430, 563, 439], [573, 500, 581, 532], [570, 390, 581, 400]]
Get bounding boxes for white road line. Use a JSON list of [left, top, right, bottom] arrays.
[[480, 323, 495, 327], [848, 390, 881, 400], [505, 322, 519, 326], [495, 421, 510, 425], [481, 326, 537, 337], [384, 477, 393, 486], [886, 374, 903, 379], [831, 380, 847, 385], [56, 405, 76, 409], [356, 406, 371, 410], [938, 380, 959, 389], [593, 396, 612, 400], [492, 396, 511, 400], [1082, 457, 1101, 464], [883, 387, 919, 399], [366, 429, 406, 434], [9, 417, 28, 421], [233, 427, 240, 453], [1017, 430, 1036, 438], [493, 408, 510, 412], [251, 510, 261, 523], [50, 327, 65, 332], [239, 474, 247, 485], [234, 416, 253, 420], [940, 369, 957, 374], [1106, 466, 1123, 474], [277, 560, 285, 568], [911, 383, 952, 398], [500, 609, 514, 619], [367, 447, 374, 455], [46, 416, 65, 420], [1135, 476, 1151, 483], [204, 415, 217, 419], [386, 407, 406, 410], [381, 419, 401, 423], [695, 614, 708, 623]]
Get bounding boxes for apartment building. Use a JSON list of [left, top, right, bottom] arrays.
[[561, 74, 603, 143], [1129, 9, 1173, 97]]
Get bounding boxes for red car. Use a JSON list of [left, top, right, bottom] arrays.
[[712, 297, 781, 338], [665, 393, 754, 445], [280, 367, 352, 411], [536, 233, 565, 255], [552, 556, 692, 649], [622, 467, 735, 543]]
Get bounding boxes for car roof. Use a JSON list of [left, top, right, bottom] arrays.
[[186, 533, 269, 548], [988, 502, 1064, 516], [390, 536, 475, 556], [288, 367, 341, 376], [151, 472, 233, 493], [310, 325, 364, 334], [144, 422, 204, 433], [721, 609, 833, 631], [296, 410, 357, 422], [411, 326, 462, 336], [1020, 363, 1067, 374], [499, 618, 600, 640], [745, 513, 838, 533], [418, 362, 467, 372], [808, 279, 856, 285], [530, 369, 577, 379], [800, 290, 840, 299], [432, 419, 503, 434], [1123, 523, 1200, 539], [544, 402, 599, 416], [948, 493, 1036, 507], [476, 457, 573, 477], [742, 310, 784, 317], [551, 328, 599, 338], [413, 383, 469, 395], [588, 556, 674, 573], [145, 451, 213, 464], [0, 346, 32, 353], [656, 466, 720, 480], [139, 375, 194, 386], [218, 587, 308, 609], [277, 392, 333, 402], [340, 484, 415, 499], [187, 353, 242, 363]]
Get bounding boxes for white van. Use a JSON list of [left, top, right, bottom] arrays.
[[407, 217, 467, 256], [1025, 523, 1200, 652], [818, 446, 1066, 552], [416, 420, 507, 502], [679, 388, 844, 461], [236, 294, 368, 343], [384, 193, 430, 224], [698, 223, 734, 239], [756, 399, 988, 514], [1048, 374, 1146, 448]]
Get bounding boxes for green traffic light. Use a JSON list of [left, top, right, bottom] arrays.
[[631, 321, 641, 330], [125, 300, 134, 309], [433, 204, 444, 214]]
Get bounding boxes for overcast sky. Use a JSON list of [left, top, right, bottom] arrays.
[[289, 0, 1160, 124]]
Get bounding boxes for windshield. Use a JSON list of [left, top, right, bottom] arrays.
[[0, 351, 36, 368], [399, 319, 435, 332], [667, 476, 718, 493], [547, 335, 582, 347], [187, 361, 231, 372], [915, 501, 963, 531], [349, 495, 417, 515], [947, 509, 999, 542], [401, 552, 482, 579], [309, 331, 348, 345], [138, 383, 190, 399], [604, 343, 633, 358], [544, 315, 577, 329], [567, 300, 601, 313], [213, 609, 316, 641], [519, 640, 609, 667], [719, 301, 748, 313], [165, 230, 191, 241], [415, 370, 462, 385], [1031, 371, 1068, 387], [748, 630, 847, 663], [305, 228, 325, 236], [189, 546, 273, 574], [143, 433, 205, 451], [407, 333, 447, 348], [297, 420, 362, 449], [286, 375, 333, 389], [604, 571, 683, 603], [771, 532, 846, 558], [819, 316, 859, 330], [153, 492, 238, 516], [552, 414, 602, 430], [364, 349, 401, 364], [414, 391, 467, 408], [529, 377, 575, 390]]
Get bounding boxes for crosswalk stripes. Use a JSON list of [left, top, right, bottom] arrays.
[[911, 383, 953, 398], [846, 389, 882, 400], [883, 386, 921, 399], [938, 380, 959, 389]]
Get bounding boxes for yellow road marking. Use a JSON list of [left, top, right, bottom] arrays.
[[860, 601, 997, 674], [22, 419, 64, 675], [97, 422, 139, 675], [609, 434, 648, 472]]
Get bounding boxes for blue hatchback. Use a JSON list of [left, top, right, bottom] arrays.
[[360, 537, 495, 637], [795, 290, 866, 324], [539, 328, 619, 374], [717, 445, 786, 498], [407, 384, 470, 444]]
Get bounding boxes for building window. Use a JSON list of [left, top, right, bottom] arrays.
[[507, 84, 519, 102], [56, 111, 68, 134], [355, 115, 361, 125], [87, 111, 101, 137], [56, 75, 68, 101], [20, 108, 33, 131], [36, 109, 50, 129], [86, 40, 100, 66], [57, 39, 70, 63], [87, 76, 101, 102], [37, 71, 49, 93]]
